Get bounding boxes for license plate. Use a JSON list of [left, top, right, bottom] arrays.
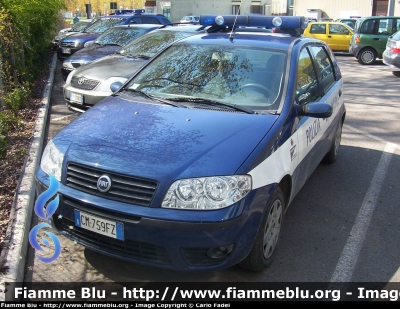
[[70, 92, 83, 104], [61, 48, 71, 54], [74, 209, 124, 240]]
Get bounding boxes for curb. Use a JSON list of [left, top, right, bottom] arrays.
[[0, 53, 57, 301]]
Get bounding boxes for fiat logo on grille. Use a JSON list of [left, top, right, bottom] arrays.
[[97, 175, 111, 192], [78, 77, 86, 85]]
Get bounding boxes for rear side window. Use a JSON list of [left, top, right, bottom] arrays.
[[309, 46, 336, 95], [360, 19, 376, 34], [310, 24, 326, 34]]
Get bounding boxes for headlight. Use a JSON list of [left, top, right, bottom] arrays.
[[162, 175, 252, 210], [65, 69, 75, 85], [96, 77, 128, 92], [40, 140, 64, 181], [63, 61, 74, 69]]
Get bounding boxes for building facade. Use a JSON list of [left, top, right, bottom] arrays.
[[153, 0, 400, 23]]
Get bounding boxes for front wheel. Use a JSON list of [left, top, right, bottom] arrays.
[[357, 48, 377, 65], [238, 186, 285, 272]]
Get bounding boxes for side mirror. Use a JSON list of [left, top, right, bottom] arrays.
[[296, 102, 333, 118], [110, 81, 123, 92]]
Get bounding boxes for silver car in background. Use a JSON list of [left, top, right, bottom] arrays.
[[63, 25, 208, 113], [383, 29, 400, 70]]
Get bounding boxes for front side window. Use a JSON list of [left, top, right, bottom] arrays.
[[360, 19, 377, 34], [329, 24, 350, 35], [125, 44, 287, 112], [296, 48, 319, 105]]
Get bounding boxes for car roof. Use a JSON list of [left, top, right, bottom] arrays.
[[157, 25, 208, 32], [111, 24, 164, 29], [173, 31, 314, 52]]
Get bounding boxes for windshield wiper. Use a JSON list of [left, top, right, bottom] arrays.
[[167, 97, 255, 114], [125, 54, 151, 59], [125, 89, 180, 107]]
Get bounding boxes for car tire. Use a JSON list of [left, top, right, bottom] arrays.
[[322, 119, 343, 164], [357, 48, 377, 65], [238, 186, 284, 272]]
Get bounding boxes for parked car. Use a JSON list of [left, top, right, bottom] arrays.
[[303, 21, 353, 52], [335, 18, 357, 29], [51, 19, 95, 51], [180, 15, 200, 24], [60, 24, 163, 80], [63, 25, 209, 113], [382, 29, 400, 69], [349, 16, 400, 65], [57, 10, 173, 61], [36, 15, 345, 272]]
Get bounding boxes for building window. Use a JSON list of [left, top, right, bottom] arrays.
[[251, 1, 262, 14]]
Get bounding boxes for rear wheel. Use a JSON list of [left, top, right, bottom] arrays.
[[322, 120, 343, 164], [357, 48, 377, 65], [239, 186, 284, 272]]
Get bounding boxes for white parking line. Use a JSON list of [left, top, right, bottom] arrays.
[[344, 124, 400, 150], [52, 113, 78, 122], [330, 137, 396, 282]]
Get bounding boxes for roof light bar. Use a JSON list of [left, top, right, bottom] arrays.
[[200, 15, 307, 29], [115, 9, 145, 14]]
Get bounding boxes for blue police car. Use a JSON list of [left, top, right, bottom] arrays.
[[36, 15, 346, 272]]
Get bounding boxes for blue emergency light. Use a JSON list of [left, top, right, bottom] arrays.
[[199, 15, 307, 29], [115, 9, 145, 14]]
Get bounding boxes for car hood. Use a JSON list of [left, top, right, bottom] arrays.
[[67, 45, 122, 64], [54, 97, 278, 182], [72, 55, 148, 80], [61, 32, 100, 43]]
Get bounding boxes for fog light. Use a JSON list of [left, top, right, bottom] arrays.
[[207, 244, 234, 259]]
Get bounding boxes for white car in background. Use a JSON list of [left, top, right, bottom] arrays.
[[180, 15, 200, 24]]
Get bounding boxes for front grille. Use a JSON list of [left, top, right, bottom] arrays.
[[54, 216, 172, 266], [66, 162, 158, 206], [181, 247, 229, 266], [71, 77, 100, 90], [60, 42, 76, 48]]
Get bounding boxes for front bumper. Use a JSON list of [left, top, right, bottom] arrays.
[[63, 83, 110, 112], [382, 52, 400, 69], [36, 168, 274, 271]]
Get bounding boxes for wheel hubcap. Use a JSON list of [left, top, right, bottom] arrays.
[[361, 51, 374, 63], [263, 199, 282, 259]]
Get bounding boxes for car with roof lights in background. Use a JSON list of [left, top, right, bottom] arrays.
[[180, 15, 200, 24], [63, 24, 209, 113], [36, 14, 345, 272], [60, 24, 163, 81], [57, 10, 173, 61]]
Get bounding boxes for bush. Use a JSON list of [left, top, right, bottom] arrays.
[[3, 85, 30, 111]]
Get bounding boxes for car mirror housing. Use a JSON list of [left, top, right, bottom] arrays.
[[110, 81, 123, 92], [296, 102, 333, 118]]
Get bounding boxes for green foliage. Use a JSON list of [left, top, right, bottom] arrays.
[[0, 0, 64, 159], [3, 84, 30, 111]]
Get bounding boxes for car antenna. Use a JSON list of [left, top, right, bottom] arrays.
[[229, 1, 241, 41]]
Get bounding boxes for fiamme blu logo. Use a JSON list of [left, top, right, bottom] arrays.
[[29, 174, 62, 263]]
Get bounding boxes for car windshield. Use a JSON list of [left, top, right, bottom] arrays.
[[94, 27, 152, 46], [84, 18, 126, 33], [70, 21, 92, 32], [118, 30, 197, 58], [125, 43, 287, 112]]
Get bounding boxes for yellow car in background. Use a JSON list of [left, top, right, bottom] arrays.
[[303, 21, 353, 52]]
